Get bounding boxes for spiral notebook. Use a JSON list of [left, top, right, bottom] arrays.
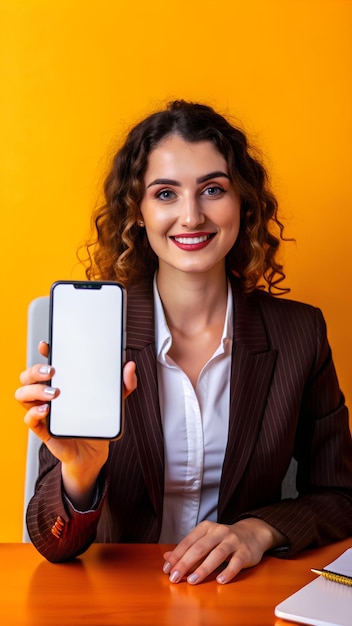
[[275, 548, 352, 626]]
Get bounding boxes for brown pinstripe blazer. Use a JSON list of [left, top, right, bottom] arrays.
[[27, 275, 352, 562]]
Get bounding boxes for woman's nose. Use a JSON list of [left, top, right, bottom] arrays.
[[179, 196, 205, 228]]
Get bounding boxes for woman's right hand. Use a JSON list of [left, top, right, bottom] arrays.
[[15, 342, 137, 509]]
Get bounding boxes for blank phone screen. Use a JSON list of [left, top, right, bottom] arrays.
[[48, 281, 125, 439]]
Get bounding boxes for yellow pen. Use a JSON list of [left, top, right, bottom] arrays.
[[311, 567, 352, 587]]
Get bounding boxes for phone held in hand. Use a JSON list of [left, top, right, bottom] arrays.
[[48, 280, 126, 439]]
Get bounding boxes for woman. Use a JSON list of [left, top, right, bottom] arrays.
[[15, 100, 352, 585]]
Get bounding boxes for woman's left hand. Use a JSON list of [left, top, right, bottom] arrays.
[[162, 517, 286, 585]]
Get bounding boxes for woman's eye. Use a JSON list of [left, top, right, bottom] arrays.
[[203, 185, 224, 197], [156, 189, 176, 201]]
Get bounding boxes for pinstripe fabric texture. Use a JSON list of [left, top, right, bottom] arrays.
[[26, 276, 352, 562]]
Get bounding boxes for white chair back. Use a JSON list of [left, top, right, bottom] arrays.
[[23, 296, 49, 542]]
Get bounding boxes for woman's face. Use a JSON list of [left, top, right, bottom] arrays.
[[140, 134, 241, 279]]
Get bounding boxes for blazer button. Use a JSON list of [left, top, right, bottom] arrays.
[[51, 515, 66, 539]]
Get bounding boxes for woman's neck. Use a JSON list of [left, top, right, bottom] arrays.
[[156, 266, 228, 334]]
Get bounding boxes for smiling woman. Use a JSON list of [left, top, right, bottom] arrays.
[[83, 100, 286, 295], [15, 101, 352, 586], [139, 135, 241, 278]]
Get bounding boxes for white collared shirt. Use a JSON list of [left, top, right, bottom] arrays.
[[154, 277, 233, 543]]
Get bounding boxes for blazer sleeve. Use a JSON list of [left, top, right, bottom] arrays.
[[239, 307, 352, 554], [26, 444, 106, 562]]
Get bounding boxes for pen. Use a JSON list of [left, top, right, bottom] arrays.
[[311, 567, 352, 587]]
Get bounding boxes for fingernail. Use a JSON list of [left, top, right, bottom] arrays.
[[169, 570, 181, 584], [37, 403, 49, 413], [216, 574, 226, 584], [44, 387, 57, 396], [187, 573, 199, 584], [163, 561, 172, 574], [39, 365, 52, 375]]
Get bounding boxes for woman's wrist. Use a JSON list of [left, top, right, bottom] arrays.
[[232, 517, 287, 552], [61, 464, 102, 510]]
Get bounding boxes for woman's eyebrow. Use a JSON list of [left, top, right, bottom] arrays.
[[196, 171, 230, 183], [147, 171, 230, 189], [147, 178, 181, 188]]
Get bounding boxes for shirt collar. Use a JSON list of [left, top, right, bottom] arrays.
[[153, 274, 233, 361]]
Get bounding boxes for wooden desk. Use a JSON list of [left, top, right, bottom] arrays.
[[1, 539, 351, 625]]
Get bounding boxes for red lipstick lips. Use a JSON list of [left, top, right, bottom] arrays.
[[170, 232, 216, 251]]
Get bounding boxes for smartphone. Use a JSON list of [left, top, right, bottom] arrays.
[[48, 280, 126, 439]]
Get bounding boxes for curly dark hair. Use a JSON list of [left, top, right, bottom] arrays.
[[82, 100, 290, 294]]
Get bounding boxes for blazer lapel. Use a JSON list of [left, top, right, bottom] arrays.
[[125, 281, 164, 521], [219, 282, 277, 516]]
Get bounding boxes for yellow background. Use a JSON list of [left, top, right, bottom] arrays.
[[1, 0, 351, 542]]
